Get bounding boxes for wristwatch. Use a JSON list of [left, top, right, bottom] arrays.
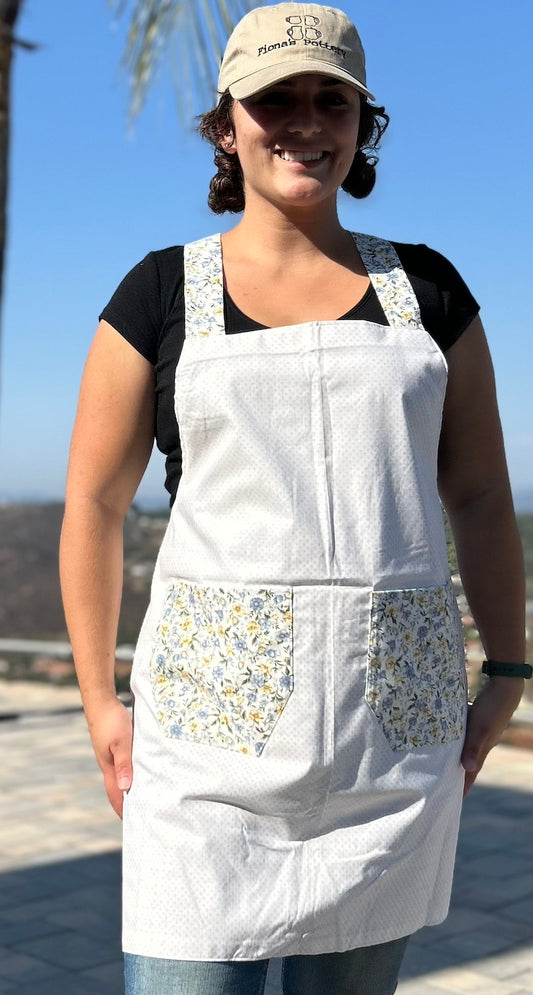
[[481, 659, 532, 679]]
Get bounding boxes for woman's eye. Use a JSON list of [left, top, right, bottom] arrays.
[[249, 89, 352, 110], [323, 92, 349, 107], [254, 91, 289, 106]]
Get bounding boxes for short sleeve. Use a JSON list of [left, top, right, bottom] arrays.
[[392, 242, 480, 351], [99, 253, 163, 365]]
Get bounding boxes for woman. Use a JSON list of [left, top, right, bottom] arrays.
[[60, 4, 528, 994]]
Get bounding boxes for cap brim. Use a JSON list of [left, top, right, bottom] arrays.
[[224, 62, 375, 102]]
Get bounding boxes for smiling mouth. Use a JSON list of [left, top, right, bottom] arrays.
[[275, 150, 328, 162]]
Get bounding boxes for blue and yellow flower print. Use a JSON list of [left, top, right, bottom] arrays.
[[150, 580, 294, 755]]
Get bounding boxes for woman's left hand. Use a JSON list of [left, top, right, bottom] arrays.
[[461, 677, 525, 795]]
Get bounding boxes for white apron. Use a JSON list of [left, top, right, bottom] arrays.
[[122, 232, 467, 961]]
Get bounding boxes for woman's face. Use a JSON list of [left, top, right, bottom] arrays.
[[225, 74, 360, 212]]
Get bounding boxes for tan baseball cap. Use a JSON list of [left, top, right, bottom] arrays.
[[218, 3, 375, 102]]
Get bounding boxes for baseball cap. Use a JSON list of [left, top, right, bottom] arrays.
[[218, 3, 375, 102]]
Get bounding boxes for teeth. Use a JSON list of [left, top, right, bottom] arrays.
[[277, 150, 324, 162]]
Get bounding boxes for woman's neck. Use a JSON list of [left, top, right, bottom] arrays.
[[222, 198, 354, 267]]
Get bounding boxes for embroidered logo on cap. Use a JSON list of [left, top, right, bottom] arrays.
[[257, 14, 347, 60], [286, 14, 322, 42]]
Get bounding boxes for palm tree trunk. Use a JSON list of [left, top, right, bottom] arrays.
[[0, 0, 24, 355]]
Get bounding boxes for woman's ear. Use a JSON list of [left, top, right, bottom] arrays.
[[220, 130, 237, 154]]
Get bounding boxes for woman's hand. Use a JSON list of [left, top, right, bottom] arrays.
[[85, 695, 133, 819], [461, 677, 524, 796]]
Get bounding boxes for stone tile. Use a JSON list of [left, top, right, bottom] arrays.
[[266, 959, 282, 981], [264, 957, 282, 994], [80, 957, 125, 987], [73, 851, 122, 882], [14, 847, 100, 870], [81, 836, 122, 854], [399, 944, 457, 978], [415, 965, 531, 994], [464, 854, 532, 880], [456, 835, 510, 856], [46, 908, 121, 942], [1, 711, 532, 993], [6, 882, 120, 923], [13, 977, 107, 995], [2, 863, 91, 896], [0, 949, 64, 983], [434, 912, 530, 947], [13, 931, 120, 971], [510, 971, 533, 993], [476, 944, 533, 980], [264, 983, 283, 993], [0, 918, 63, 945], [432, 930, 531, 961], [413, 908, 509, 946], [396, 984, 447, 995], [457, 874, 533, 912], [500, 897, 533, 923], [457, 832, 532, 860]]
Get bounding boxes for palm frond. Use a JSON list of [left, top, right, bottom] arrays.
[[110, 0, 256, 119]]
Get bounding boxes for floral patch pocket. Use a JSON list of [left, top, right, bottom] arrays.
[[365, 582, 467, 751], [150, 580, 294, 756]]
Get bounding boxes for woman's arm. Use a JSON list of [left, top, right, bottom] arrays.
[[438, 315, 526, 795], [60, 320, 155, 817]]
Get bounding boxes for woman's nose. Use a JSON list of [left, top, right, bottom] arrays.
[[285, 99, 322, 136]]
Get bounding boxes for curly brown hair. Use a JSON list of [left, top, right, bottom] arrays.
[[198, 90, 389, 214]]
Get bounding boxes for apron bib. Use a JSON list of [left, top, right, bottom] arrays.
[[122, 232, 467, 960]]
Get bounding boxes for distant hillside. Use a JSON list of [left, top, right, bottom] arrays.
[[518, 514, 533, 599], [0, 502, 168, 643], [0, 502, 532, 643]]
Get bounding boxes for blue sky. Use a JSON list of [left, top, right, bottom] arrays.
[[1, 0, 532, 508]]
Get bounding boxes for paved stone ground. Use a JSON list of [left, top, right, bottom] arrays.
[[0, 684, 531, 994]]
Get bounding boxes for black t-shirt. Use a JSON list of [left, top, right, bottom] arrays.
[[100, 240, 479, 504]]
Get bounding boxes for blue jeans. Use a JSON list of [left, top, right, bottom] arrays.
[[124, 935, 410, 994]]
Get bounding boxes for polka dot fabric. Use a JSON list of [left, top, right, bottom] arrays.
[[122, 233, 467, 960]]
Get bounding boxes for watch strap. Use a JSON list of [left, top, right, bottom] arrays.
[[481, 659, 532, 679]]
